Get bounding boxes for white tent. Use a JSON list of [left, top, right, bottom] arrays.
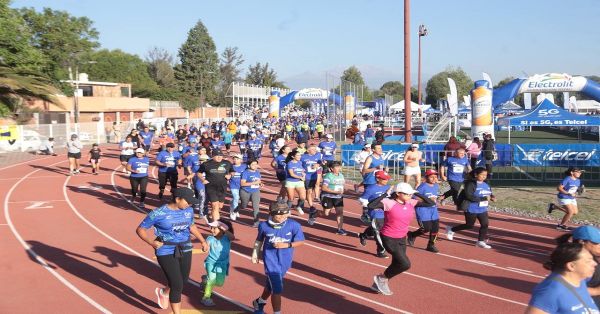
[[389, 100, 422, 112]]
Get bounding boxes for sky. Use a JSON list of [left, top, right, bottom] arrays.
[[12, 0, 600, 90]]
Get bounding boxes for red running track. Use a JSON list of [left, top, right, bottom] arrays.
[[0, 145, 564, 313]]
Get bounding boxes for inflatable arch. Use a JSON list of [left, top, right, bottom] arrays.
[[268, 88, 355, 119]]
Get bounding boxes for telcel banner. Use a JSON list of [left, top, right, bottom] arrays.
[[513, 144, 599, 167]]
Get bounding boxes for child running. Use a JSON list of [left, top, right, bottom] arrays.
[[548, 166, 584, 231], [87, 143, 102, 175], [358, 170, 393, 258], [407, 169, 441, 253], [201, 220, 235, 307]]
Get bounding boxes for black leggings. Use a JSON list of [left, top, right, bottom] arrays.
[[156, 251, 192, 303], [129, 176, 148, 201], [409, 219, 440, 244], [158, 171, 178, 191], [363, 218, 385, 254], [381, 235, 411, 279], [442, 180, 463, 206], [451, 211, 489, 241]]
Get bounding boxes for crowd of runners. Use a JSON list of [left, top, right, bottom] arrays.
[[59, 115, 598, 314]]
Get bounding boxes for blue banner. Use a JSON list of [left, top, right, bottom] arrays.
[[513, 144, 599, 167]]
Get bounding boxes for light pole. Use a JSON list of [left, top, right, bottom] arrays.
[[418, 24, 428, 111], [403, 0, 412, 143], [69, 61, 96, 124]]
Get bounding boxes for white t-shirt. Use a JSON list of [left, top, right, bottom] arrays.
[[121, 141, 135, 155], [276, 138, 286, 150], [239, 125, 249, 134]]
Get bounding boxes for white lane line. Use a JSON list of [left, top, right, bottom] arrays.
[[507, 267, 533, 273], [4, 160, 111, 313], [8, 200, 66, 203], [468, 259, 497, 267], [0, 223, 9, 226]]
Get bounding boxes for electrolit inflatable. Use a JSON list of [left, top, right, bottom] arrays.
[[268, 91, 280, 118], [345, 92, 355, 121], [471, 80, 494, 138]]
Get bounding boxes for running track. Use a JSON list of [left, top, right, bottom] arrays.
[[0, 144, 564, 313]]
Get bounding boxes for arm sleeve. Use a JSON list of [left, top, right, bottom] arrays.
[[367, 193, 388, 210], [464, 181, 485, 202], [138, 212, 156, 229], [414, 192, 436, 207]]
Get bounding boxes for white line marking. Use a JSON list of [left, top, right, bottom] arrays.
[[507, 267, 533, 273], [9, 200, 66, 204], [78, 185, 102, 191], [468, 259, 497, 267], [24, 201, 54, 209], [3, 160, 111, 313], [0, 223, 9, 226]]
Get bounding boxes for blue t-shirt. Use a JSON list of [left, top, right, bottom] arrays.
[[364, 155, 385, 185], [229, 164, 247, 190], [128, 156, 150, 178], [241, 169, 261, 193], [467, 181, 492, 214], [445, 156, 469, 182], [286, 160, 304, 182], [138, 205, 194, 256], [248, 139, 262, 152], [558, 176, 581, 199], [211, 139, 225, 151], [301, 153, 323, 181], [156, 150, 181, 173], [257, 219, 305, 274], [223, 132, 233, 144], [139, 131, 154, 146], [529, 273, 599, 314], [184, 153, 201, 173], [415, 182, 439, 221], [319, 141, 337, 161], [204, 235, 231, 275], [360, 184, 390, 219], [365, 128, 375, 138], [188, 134, 198, 144]]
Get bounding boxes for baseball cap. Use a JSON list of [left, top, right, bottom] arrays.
[[364, 144, 371, 149], [411, 143, 419, 149], [326, 134, 333, 139], [207, 221, 229, 231], [425, 169, 438, 177], [375, 170, 391, 180], [393, 182, 417, 195], [573, 226, 600, 244], [269, 201, 290, 215], [212, 150, 223, 157], [166, 143, 175, 148], [173, 188, 199, 205], [199, 154, 209, 161], [232, 153, 243, 159], [135, 148, 145, 154]]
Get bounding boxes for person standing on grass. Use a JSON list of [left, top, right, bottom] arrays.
[[358, 170, 392, 258], [548, 167, 584, 231], [200, 220, 235, 307], [308, 161, 347, 235], [127, 148, 150, 208], [251, 201, 305, 314], [239, 159, 264, 227], [87, 143, 102, 175], [66, 133, 83, 175], [407, 169, 441, 253], [136, 188, 208, 314], [446, 167, 495, 249], [367, 183, 435, 296]]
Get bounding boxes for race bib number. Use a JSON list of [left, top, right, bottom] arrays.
[[250, 184, 260, 189], [137, 167, 148, 174], [307, 166, 316, 173], [568, 186, 578, 194], [166, 161, 175, 167], [479, 201, 488, 207], [452, 164, 464, 173]]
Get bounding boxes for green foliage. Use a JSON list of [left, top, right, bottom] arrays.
[[175, 20, 220, 107], [295, 99, 311, 109], [244, 62, 287, 88], [0, 0, 45, 70], [18, 6, 99, 81], [425, 67, 473, 106], [178, 94, 200, 112], [341, 66, 365, 86], [217, 46, 244, 107], [146, 47, 176, 89]]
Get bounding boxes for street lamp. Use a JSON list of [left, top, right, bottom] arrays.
[[69, 60, 96, 124], [417, 24, 428, 110]]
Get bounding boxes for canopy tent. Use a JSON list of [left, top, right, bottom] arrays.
[[423, 106, 441, 113], [389, 100, 420, 111], [497, 99, 600, 143], [495, 101, 524, 113], [458, 105, 470, 114]]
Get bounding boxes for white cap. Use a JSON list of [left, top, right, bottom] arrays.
[[326, 134, 333, 139], [364, 144, 371, 149], [411, 143, 419, 148], [232, 153, 243, 159], [135, 148, 145, 153], [394, 182, 417, 194], [250, 133, 257, 137]]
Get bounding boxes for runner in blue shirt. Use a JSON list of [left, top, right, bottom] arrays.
[[127, 148, 150, 208], [247, 133, 263, 161], [228, 154, 247, 221], [271, 146, 291, 202], [136, 188, 208, 313], [301, 144, 323, 214], [251, 201, 305, 314], [285, 149, 307, 216], [193, 154, 209, 218], [182, 142, 198, 185], [240, 159, 264, 227], [548, 167, 584, 231], [446, 167, 495, 249], [188, 130, 199, 145], [223, 131, 233, 154], [318, 134, 337, 170], [156, 143, 182, 199], [358, 170, 392, 258], [139, 126, 155, 151], [210, 135, 225, 155], [407, 169, 441, 253], [360, 144, 386, 223], [440, 148, 470, 209]]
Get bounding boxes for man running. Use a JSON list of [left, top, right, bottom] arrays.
[[199, 150, 233, 222], [318, 134, 337, 170], [155, 142, 182, 199], [308, 161, 347, 235], [301, 144, 323, 215], [360, 143, 386, 223]]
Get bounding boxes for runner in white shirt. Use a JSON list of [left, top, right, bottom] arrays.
[[120, 135, 135, 173]]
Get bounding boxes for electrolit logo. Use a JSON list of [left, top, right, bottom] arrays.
[[522, 149, 596, 161], [526, 73, 574, 90]]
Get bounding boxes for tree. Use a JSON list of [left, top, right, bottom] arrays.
[[80, 49, 159, 97], [146, 47, 176, 88], [175, 20, 220, 109], [18, 7, 99, 82], [217, 46, 244, 106], [0, 0, 45, 70], [425, 67, 473, 107], [244, 62, 287, 88], [341, 66, 365, 86]]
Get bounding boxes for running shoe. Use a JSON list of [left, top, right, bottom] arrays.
[[426, 244, 439, 253], [230, 211, 237, 221], [93, 172, 98, 175], [446, 225, 454, 241], [556, 224, 572, 231], [358, 233, 367, 247], [336, 229, 348, 236], [296, 206, 305, 215], [130, 197, 135, 203], [235, 211, 240, 219], [407, 233, 416, 247], [201, 298, 215, 307], [547, 203, 555, 214], [307, 217, 316, 226], [139, 201, 145, 209], [122, 168, 127, 173], [475, 241, 492, 249], [376, 252, 389, 259], [373, 275, 393, 296], [155, 287, 168, 309], [252, 298, 267, 311]]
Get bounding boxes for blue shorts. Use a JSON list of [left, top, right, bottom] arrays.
[[265, 272, 285, 294]]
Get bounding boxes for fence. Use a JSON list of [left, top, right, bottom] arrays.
[[340, 144, 600, 186]]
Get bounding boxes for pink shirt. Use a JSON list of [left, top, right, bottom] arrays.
[[380, 198, 417, 238]]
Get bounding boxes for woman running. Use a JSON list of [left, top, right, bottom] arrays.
[[272, 145, 291, 202], [127, 148, 150, 208], [66, 134, 83, 175], [87, 143, 102, 175], [136, 188, 208, 314], [407, 169, 441, 253], [229, 154, 247, 221], [548, 167, 584, 231], [285, 149, 307, 215], [239, 159, 264, 227], [308, 161, 346, 235], [446, 167, 495, 249], [440, 148, 470, 209], [120, 135, 135, 174], [367, 182, 435, 296]]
